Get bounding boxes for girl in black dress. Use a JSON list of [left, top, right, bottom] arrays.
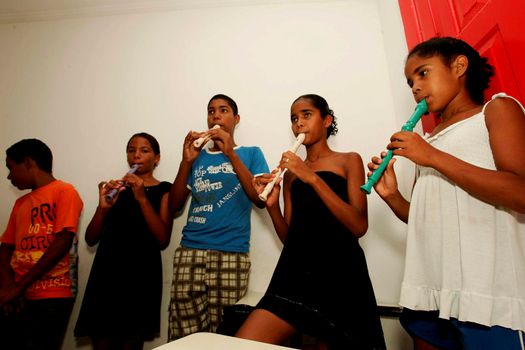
[[75, 132, 172, 350], [236, 95, 385, 349]]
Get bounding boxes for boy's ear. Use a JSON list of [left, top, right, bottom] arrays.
[[234, 114, 240, 125], [453, 55, 468, 77], [23, 157, 36, 170]]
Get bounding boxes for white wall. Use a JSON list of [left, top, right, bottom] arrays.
[[0, 0, 414, 348]]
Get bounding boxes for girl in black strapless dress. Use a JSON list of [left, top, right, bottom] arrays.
[[236, 95, 385, 349]]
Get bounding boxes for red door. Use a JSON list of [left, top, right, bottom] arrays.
[[398, 0, 525, 132]]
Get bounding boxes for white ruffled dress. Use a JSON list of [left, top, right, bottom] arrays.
[[400, 93, 525, 332]]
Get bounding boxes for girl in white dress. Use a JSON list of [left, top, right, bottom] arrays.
[[368, 36, 525, 350]]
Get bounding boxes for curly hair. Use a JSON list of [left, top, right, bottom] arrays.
[[293, 94, 338, 138]]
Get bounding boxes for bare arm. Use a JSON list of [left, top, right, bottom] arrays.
[[212, 128, 266, 208], [136, 191, 173, 249], [268, 172, 295, 243], [366, 156, 411, 223], [169, 160, 192, 215], [266, 203, 288, 243], [252, 173, 290, 243], [169, 131, 200, 215], [444, 98, 525, 212], [85, 180, 117, 246], [226, 151, 266, 208], [382, 191, 410, 223], [85, 206, 109, 246]]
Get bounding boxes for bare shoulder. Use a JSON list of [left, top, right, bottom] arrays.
[[331, 151, 364, 177], [484, 95, 525, 172], [485, 96, 525, 129], [335, 151, 363, 165]]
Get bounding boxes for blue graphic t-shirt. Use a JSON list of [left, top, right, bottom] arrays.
[[181, 146, 269, 253]]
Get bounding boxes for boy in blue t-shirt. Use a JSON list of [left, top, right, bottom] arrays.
[[168, 94, 269, 340]]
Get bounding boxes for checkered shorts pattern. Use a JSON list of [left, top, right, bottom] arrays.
[[168, 247, 250, 341]]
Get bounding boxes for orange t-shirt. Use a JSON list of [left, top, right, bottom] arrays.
[[1, 180, 83, 299]]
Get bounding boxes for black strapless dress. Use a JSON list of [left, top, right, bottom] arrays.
[[257, 172, 385, 349]]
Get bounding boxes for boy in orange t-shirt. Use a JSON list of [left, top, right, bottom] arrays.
[[0, 139, 83, 350]]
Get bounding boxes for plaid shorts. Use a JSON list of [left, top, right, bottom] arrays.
[[168, 246, 250, 341]]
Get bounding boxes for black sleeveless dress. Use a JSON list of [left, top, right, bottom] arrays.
[[257, 172, 385, 349], [74, 182, 171, 339]]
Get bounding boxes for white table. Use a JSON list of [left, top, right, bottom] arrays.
[[153, 332, 295, 350]]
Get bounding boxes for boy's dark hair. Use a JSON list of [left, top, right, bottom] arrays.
[[6, 138, 53, 173], [208, 94, 239, 116], [127, 132, 160, 155], [293, 94, 338, 138], [407, 36, 494, 104]]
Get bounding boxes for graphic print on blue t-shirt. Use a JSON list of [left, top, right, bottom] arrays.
[[181, 146, 269, 253]]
